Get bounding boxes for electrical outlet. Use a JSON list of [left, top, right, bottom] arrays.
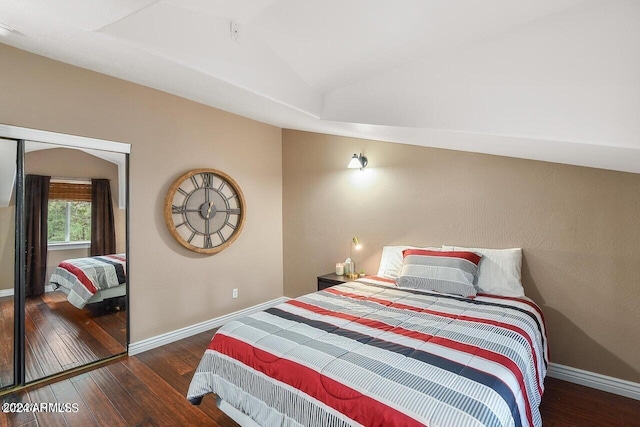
[[232, 288, 238, 299]]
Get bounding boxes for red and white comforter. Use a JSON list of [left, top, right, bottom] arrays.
[[49, 254, 126, 309], [188, 277, 548, 427]]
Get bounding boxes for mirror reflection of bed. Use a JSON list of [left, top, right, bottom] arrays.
[[23, 142, 127, 383]]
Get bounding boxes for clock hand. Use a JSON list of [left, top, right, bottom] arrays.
[[206, 201, 215, 218]]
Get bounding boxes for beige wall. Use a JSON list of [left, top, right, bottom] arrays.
[[282, 129, 640, 383], [0, 198, 15, 292], [0, 43, 283, 342]]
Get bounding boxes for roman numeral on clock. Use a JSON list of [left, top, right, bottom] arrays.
[[202, 173, 214, 188]]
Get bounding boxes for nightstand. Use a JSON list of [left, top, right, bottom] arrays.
[[317, 273, 348, 291]]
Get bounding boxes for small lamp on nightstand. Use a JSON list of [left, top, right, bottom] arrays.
[[346, 236, 362, 279], [350, 236, 362, 258]]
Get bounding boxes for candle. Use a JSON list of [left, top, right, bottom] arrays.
[[335, 262, 344, 275]]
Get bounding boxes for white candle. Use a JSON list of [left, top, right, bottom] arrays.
[[335, 263, 344, 275]]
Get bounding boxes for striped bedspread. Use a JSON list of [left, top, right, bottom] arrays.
[[49, 254, 126, 309], [187, 277, 548, 427]]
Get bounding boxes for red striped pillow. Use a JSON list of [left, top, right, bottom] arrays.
[[396, 249, 481, 297]]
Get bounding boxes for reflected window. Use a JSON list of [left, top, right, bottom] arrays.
[[47, 181, 91, 245]]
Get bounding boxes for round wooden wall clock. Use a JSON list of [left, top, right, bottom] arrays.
[[163, 168, 246, 254]]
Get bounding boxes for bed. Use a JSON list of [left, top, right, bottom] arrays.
[[187, 247, 548, 427], [49, 253, 126, 309]]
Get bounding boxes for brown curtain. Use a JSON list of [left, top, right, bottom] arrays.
[[25, 175, 51, 297], [91, 179, 116, 256]]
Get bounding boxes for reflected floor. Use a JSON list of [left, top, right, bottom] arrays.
[[0, 296, 14, 388], [0, 290, 127, 384]]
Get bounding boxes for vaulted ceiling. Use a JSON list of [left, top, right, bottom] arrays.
[[1, 0, 639, 172]]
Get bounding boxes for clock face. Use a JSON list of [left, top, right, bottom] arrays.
[[163, 168, 246, 254]]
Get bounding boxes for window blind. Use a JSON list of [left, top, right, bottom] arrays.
[[49, 182, 92, 202]]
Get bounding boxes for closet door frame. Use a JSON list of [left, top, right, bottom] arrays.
[[15, 139, 25, 386], [0, 124, 131, 391]]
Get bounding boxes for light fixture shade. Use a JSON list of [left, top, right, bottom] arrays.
[[348, 153, 368, 170], [347, 154, 361, 169]]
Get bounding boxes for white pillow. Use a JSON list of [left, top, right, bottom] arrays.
[[376, 245, 440, 279], [442, 245, 524, 297]]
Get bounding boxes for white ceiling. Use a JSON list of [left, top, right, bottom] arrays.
[[1, 0, 639, 173]]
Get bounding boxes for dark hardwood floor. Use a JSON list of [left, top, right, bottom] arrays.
[[0, 291, 126, 388], [540, 377, 640, 426], [0, 296, 14, 388], [2, 329, 639, 426]]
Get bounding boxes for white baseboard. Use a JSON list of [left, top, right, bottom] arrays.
[[128, 297, 288, 356], [0, 285, 56, 298], [548, 362, 640, 401]]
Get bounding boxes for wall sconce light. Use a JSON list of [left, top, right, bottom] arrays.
[[348, 153, 368, 170]]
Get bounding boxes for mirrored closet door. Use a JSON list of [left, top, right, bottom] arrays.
[[0, 125, 130, 390], [0, 138, 17, 389]]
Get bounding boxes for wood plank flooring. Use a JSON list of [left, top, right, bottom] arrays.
[[2, 329, 639, 426], [0, 296, 15, 388], [0, 291, 126, 388]]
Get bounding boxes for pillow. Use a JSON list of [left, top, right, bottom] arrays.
[[396, 249, 481, 297], [376, 245, 440, 279], [442, 245, 524, 297]]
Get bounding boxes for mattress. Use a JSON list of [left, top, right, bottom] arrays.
[[49, 254, 126, 309], [187, 277, 548, 427]]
